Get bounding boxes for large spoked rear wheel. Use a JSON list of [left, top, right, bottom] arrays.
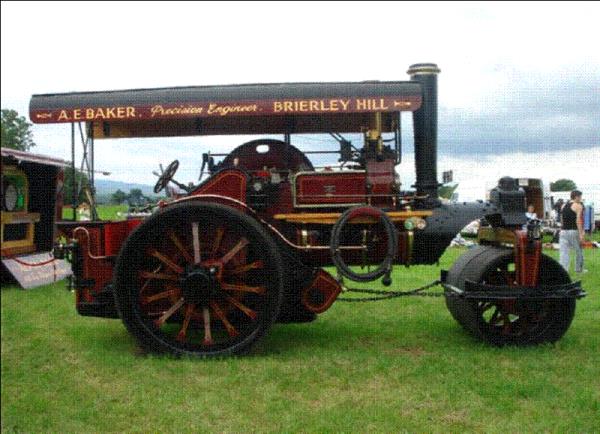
[[114, 202, 284, 357], [444, 246, 576, 346]]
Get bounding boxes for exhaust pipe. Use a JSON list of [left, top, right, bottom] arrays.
[[408, 63, 441, 204]]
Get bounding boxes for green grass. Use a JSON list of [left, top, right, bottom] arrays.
[[2, 247, 599, 432], [62, 204, 128, 221]]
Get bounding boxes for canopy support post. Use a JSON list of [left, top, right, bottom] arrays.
[[71, 122, 76, 221]]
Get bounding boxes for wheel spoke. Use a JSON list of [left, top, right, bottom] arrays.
[[219, 238, 249, 265], [481, 302, 494, 313], [210, 302, 240, 337], [502, 312, 512, 335], [500, 270, 515, 286], [490, 307, 501, 325], [149, 248, 184, 274], [231, 260, 264, 275], [139, 271, 179, 281], [142, 287, 181, 305], [221, 283, 266, 294], [176, 304, 195, 342], [140, 265, 162, 294], [212, 227, 225, 257], [154, 297, 185, 327], [224, 295, 257, 319], [169, 231, 194, 264], [191, 222, 202, 265], [202, 307, 214, 346]]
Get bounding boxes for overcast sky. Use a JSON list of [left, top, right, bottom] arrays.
[[1, 1, 599, 200]]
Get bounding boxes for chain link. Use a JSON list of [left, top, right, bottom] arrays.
[[337, 279, 445, 302]]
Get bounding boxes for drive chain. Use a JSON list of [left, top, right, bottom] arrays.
[[338, 280, 446, 302]]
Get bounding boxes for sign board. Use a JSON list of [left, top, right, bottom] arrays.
[[2, 252, 72, 289]]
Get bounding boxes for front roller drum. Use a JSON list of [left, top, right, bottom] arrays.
[[444, 246, 577, 346], [113, 202, 284, 357]]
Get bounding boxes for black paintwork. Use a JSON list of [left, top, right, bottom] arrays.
[[30, 81, 421, 111], [412, 201, 500, 264]]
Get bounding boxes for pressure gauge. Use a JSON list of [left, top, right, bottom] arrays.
[[3, 182, 18, 211]]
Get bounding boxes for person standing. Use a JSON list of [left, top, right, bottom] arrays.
[[554, 198, 564, 224], [559, 190, 587, 274]]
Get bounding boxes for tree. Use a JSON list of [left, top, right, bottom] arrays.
[[111, 189, 128, 204], [1, 109, 36, 151], [127, 188, 146, 206], [550, 179, 577, 192], [63, 168, 90, 205]]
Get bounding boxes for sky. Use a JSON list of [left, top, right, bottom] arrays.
[[1, 1, 599, 201]]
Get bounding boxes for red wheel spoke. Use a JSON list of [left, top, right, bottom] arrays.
[[219, 238, 249, 265], [149, 248, 184, 274], [142, 287, 181, 305], [502, 313, 512, 335], [139, 271, 179, 281], [154, 297, 185, 327], [202, 307, 214, 346], [169, 231, 194, 264], [212, 227, 225, 257], [140, 265, 162, 294], [176, 304, 195, 342], [224, 295, 257, 319], [191, 222, 202, 265], [231, 260, 264, 275], [210, 302, 240, 337], [500, 270, 515, 286], [221, 283, 266, 294]]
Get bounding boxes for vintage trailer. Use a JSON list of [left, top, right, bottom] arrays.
[[29, 63, 586, 356], [1, 148, 72, 288]]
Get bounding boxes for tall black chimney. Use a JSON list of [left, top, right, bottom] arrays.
[[408, 63, 441, 203]]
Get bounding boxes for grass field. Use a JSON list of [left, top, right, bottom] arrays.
[[2, 237, 598, 432], [62, 204, 128, 221]]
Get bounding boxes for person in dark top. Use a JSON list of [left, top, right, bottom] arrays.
[[559, 190, 587, 274], [554, 198, 564, 224]]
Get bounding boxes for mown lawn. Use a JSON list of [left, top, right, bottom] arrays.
[[62, 204, 128, 221], [2, 245, 599, 432]]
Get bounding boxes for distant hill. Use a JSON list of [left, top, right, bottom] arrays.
[[95, 179, 155, 196]]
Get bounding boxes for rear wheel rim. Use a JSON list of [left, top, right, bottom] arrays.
[[126, 210, 273, 354]]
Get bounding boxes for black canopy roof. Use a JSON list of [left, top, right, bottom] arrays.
[[30, 81, 422, 138]]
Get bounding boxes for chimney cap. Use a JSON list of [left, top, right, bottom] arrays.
[[407, 63, 441, 76]]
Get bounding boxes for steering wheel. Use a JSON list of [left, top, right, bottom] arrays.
[[154, 160, 180, 193]]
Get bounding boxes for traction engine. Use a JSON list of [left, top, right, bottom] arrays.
[[30, 63, 586, 357]]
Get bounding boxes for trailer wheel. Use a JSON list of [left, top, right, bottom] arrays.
[[113, 202, 283, 357], [444, 246, 576, 346]]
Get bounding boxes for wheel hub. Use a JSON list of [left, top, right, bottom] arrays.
[[180, 266, 219, 306]]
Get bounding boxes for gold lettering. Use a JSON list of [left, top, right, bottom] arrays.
[[151, 105, 164, 117], [283, 101, 293, 112], [127, 106, 136, 117], [329, 100, 339, 111], [356, 99, 367, 110], [86, 109, 95, 119], [339, 99, 350, 111], [309, 100, 319, 111], [117, 107, 125, 118], [73, 109, 82, 120], [273, 101, 283, 112], [58, 110, 70, 121], [377, 98, 389, 110], [106, 107, 116, 118]]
